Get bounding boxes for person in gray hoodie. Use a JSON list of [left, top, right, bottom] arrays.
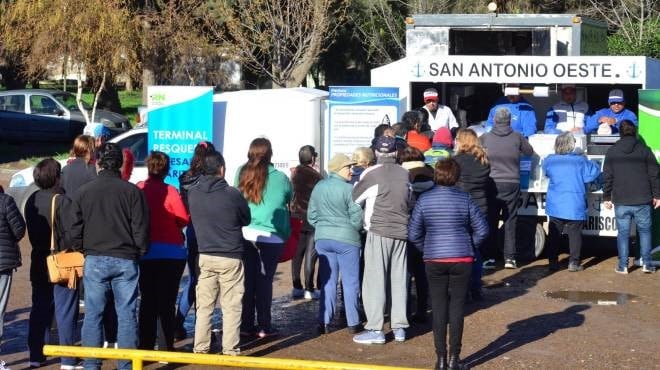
[[480, 108, 534, 269], [188, 151, 251, 356], [352, 136, 412, 345]]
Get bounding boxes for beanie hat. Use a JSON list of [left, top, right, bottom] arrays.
[[432, 127, 453, 148]]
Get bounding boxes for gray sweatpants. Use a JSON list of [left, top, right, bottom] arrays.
[[362, 232, 409, 331]]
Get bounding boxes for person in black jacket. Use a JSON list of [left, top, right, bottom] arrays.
[[603, 120, 660, 274], [24, 158, 79, 369], [454, 128, 495, 301], [0, 187, 25, 351], [61, 135, 97, 195], [174, 140, 216, 339], [70, 142, 149, 370], [189, 150, 250, 356]]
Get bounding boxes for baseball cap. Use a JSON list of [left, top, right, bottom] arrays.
[[608, 89, 625, 104], [94, 124, 112, 139], [373, 136, 397, 154], [327, 153, 356, 173], [423, 88, 439, 102]]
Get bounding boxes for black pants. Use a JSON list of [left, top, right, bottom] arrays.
[[291, 227, 318, 291], [138, 259, 186, 350], [407, 245, 428, 316], [426, 262, 471, 358], [547, 217, 583, 265], [489, 182, 521, 260]]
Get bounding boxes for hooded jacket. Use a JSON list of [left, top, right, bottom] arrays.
[[603, 136, 660, 205], [543, 153, 601, 220], [188, 175, 251, 258], [480, 122, 534, 184]]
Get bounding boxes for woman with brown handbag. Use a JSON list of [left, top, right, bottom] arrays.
[[25, 158, 81, 370]]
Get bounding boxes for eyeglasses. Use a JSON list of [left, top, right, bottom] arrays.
[[609, 102, 624, 105]]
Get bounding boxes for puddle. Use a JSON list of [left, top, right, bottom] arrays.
[[545, 290, 637, 305]]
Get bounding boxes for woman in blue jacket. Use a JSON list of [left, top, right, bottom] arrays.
[[307, 154, 364, 336], [408, 158, 489, 370], [542, 132, 601, 272]]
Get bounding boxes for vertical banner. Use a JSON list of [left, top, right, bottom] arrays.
[[638, 89, 660, 265], [327, 86, 399, 157], [147, 86, 213, 188]]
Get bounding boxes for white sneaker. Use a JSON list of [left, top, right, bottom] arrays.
[[304, 290, 320, 300], [642, 265, 656, 273], [0, 360, 11, 370], [614, 266, 628, 274]]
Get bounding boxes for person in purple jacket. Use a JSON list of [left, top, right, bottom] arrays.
[[408, 158, 489, 370]]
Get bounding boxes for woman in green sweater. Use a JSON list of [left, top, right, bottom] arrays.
[[236, 138, 292, 338], [307, 153, 364, 335]]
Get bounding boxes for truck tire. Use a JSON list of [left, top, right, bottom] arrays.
[[517, 216, 546, 260]]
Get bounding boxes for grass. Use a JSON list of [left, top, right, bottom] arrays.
[[81, 90, 143, 126]]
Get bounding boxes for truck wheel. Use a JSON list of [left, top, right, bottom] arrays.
[[533, 222, 546, 258], [517, 216, 546, 260]]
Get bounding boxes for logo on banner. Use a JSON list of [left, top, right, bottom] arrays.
[[149, 92, 167, 106], [626, 63, 642, 79], [411, 61, 426, 78]]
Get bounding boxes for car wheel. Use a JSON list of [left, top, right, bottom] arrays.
[[517, 216, 546, 260]]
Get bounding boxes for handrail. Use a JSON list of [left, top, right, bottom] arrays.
[[43, 345, 426, 370]]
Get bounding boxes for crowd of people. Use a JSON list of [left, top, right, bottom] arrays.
[[0, 85, 657, 370]]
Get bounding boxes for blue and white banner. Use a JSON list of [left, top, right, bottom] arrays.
[[147, 86, 213, 187], [328, 86, 399, 157]]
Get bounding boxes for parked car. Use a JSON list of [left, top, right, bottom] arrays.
[[7, 127, 148, 215], [0, 89, 131, 142]]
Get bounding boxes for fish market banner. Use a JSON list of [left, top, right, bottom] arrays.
[[408, 56, 647, 84], [328, 86, 399, 158], [147, 86, 213, 187]]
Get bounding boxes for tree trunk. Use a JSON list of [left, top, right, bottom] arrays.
[[97, 81, 122, 114], [142, 67, 156, 103], [91, 72, 106, 124], [125, 77, 133, 92]]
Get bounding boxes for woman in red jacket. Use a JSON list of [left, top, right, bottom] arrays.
[[136, 151, 190, 351]]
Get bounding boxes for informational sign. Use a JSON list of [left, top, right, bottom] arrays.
[[328, 86, 399, 157], [638, 89, 660, 253], [147, 86, 213, 187], [408, 56, 647, 84]]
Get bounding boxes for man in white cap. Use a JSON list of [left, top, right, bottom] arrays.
[[418, 88, 458, 134], [544, 84, 589, 134], [585, 89, 638, 134]]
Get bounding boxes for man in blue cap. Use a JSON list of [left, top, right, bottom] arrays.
[[585, 89, 638, 134], [486, 88, 537, 138]]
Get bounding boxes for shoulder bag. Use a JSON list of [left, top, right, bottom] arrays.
[[45, 194, 84, 289]]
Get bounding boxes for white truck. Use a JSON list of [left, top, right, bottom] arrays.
[[371, 13, 660, 258]]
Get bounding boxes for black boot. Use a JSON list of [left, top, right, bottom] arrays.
[[448, 354, 466, 370], [435, 355, 448, 370]]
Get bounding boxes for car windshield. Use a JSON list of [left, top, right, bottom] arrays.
[[53, 92, 91, 111]]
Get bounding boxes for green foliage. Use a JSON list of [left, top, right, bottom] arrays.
[[607, 20, 660, 58]]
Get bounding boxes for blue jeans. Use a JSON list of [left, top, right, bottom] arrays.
[[615, 205, 653, 269], [82, 256, 139, 370], [241, 241, 283, 332], [54, 284, 79, 366], [316, 239, 361, 327]]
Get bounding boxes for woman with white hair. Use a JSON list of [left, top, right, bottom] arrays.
[[542, 132, 601, 272]]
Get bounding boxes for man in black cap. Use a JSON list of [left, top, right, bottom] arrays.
[[70, 142, 149, 370], [352, 136, 412, 345]]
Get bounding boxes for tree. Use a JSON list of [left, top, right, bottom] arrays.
[[585, 0, 660, 58], [138, 0, 231, 102], [212, 0, 349, 88], [1, 0, 139, 125]]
